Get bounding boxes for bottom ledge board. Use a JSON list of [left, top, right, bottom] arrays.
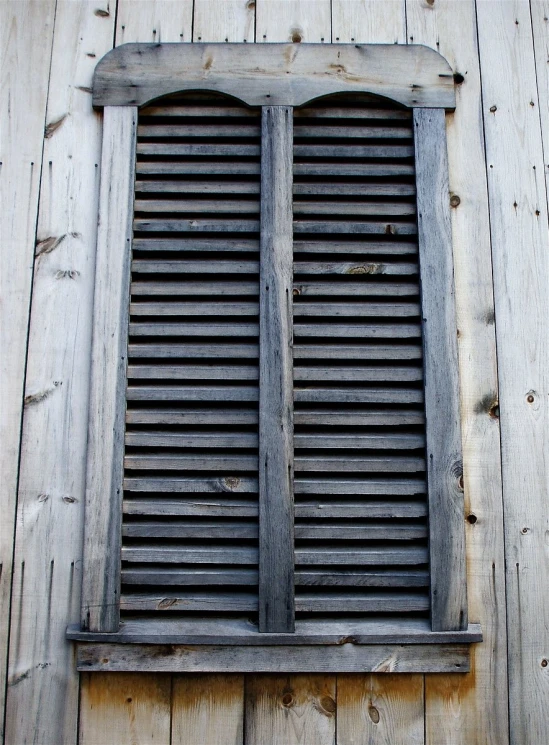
[[76, 642, 471, 673]]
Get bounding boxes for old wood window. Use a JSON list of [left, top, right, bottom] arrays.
[[69, 43, 481, 673]]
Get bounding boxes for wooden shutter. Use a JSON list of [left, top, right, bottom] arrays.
[[292, 96, 429, 618], [121, 94, 262, 619]]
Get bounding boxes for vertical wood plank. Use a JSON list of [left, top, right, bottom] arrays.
[[414, 107, 467, 632], [332, 0, 406, 43], [172, 675, 244, 745], [79, 673, 171, 745], [259, 105, 294, 632], [257, 0, 331, 43], [0, 1, 56, 736], [3, 3, 116, 744], [246, 675, 336, 745], [337, 675, 424, 745], [531, 0, 549, 197], [406, 1, 509, 743], [476, 1, 549, 743], [81, 105, 136, 632], [116, 0, 194, 43], [193, 0, 256, 42]]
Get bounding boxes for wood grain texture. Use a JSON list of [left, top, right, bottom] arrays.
[[81, 106, 137, 632], [531, 1, 549, 198], [0, 2, 56, 737], [406, 1, 509, 743], [414, 108, 467, 631], [194, 0, 255, 42], [79, 673, 171, 745], [337, 674, 424, 745], [3, 3, 114, 744], [116, 0, 193, 43], [332, 0, 406, 43], [77, 644, 471, 673], [172, 675, 244, 745], [257, 0, 331, 43], [259, 105, 295, 633], [93, 43, 456, 109], [476, 1, 549, 743], [246, 675, 336, 745]]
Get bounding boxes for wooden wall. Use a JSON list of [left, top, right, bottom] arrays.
[[1, 1, 548, 743]]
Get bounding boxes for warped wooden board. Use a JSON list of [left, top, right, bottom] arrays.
[[93, 43, 456, 109], [476, 1, 549, 743], [194, 0, 255, 42], [0, 1, 56, 737], [405, 2, 509, 743], [79, 673, 171, 745], [337, 674, 424, 745], [332, 0, 406, 44], [172, 675, 244, 745], [3, 3, 115, 744], [257, 0, 331, 43], [246, 676, 336, 745], [116, 0, 193, 44]]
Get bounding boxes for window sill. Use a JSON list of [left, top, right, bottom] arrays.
[[68, 619, 481, 673]]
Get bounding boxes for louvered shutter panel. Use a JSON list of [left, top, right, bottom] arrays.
[[120, 92, 429, 626], [121, 95, 261, 619], [292, 96, 429, 619]]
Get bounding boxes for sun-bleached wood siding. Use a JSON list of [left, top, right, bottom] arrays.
[[1, 1, 547, 744]]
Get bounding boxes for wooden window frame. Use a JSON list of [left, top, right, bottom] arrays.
[[69, 43, 481, 673]]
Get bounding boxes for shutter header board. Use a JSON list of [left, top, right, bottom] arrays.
[[93, 43, 456, 110]]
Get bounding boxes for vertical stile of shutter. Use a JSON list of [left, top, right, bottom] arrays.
[[292, 96, 430, 618], [120, 94, 261, 619]]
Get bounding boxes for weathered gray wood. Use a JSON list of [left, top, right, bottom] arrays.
[[294, 433, 425, 449], [294, 367, 422, 383], [259, 106, 294, 633], [75, 643, 471, 673], [294, 456, 425, 473], [297, 592, 429, 613], [121, 592, 258, 612], [129, 302, 259, 316], [136, 142, 260, 156], [127, 365, 259, 380], [126, 408, 259, 425], [126, 386, 258, 402], [123, 476, 258, 493], [81, 107, 137, 632], [294, 144, 413, 158], [294, 124, 412, 139], [136, 161, 260, 175], [293, 324, 422, 339], [122, 546, 258, 564], [131, 281, 259, 296], [293, 302, 420, 317], [68, 618, 482, 646], [123, 499, 258, 517], [294, 479, 426, 496], [293, 220, 417, 235], [295, 500, 426, 517], [293, 388, 424, 404], [296, 569, 429, 587], [293, 240, 418, 255], [132, 237, 259, 252], [293, 202, 416, 216], [132, 259, 259, 274], [414, 107, 466, 631], [135, 181, 261, 195], [293, 345, 422, 361], [135, 199, 261, 214], [295, 523, 427, 540], [134, 218, 260, 232], [125, 454, 258, 470], [138, 123, 261, 137], [294, 409, 424, 426], [93, 43, 455, 109], [122, 568, 258, 585], [294, 106, 412, 120], [294, 162, 415, 177], [122, 520, 258, 539], [294, 282, 419, 297], [294, 183, 415, 196], [295, 546, 428, 565], [293, 261, 418, 275], [129, 322, 259, 336]]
